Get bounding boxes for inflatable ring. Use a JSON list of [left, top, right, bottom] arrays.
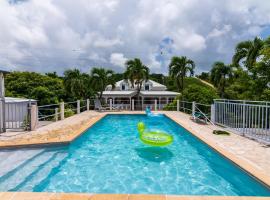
[[137, 122, 173, 146]]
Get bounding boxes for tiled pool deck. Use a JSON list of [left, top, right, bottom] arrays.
[[0, 111, 270, 199], [0, 192, 270, 200]]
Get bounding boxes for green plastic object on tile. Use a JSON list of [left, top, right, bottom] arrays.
[[137, 122, 173, 146]]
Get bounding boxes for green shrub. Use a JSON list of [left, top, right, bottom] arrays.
[[181, 85, 218, 105], [64, 108, 75, 118]]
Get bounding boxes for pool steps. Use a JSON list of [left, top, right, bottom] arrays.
[[0, 149, 43, 177], [11, 152, 68, 191], [0, 150, 67, 191]]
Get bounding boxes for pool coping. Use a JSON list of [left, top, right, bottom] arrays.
[[0, 112, 270, 199], [0, 192, 270, 200]]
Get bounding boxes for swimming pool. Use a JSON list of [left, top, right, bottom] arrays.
[[0, 114, 269, 196]]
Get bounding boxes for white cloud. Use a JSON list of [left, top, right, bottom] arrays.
[[208, 25, 232, 38], [110, 53, 127, 67], [172, 29, 206, 52], [94, 37, 123, 48], [0, 0, 269, 74]]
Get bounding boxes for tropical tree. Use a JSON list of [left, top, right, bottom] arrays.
[[169, 56, 195, 92], [210, 62, 232, 98], [232, 37, 264, 70], [5, 71, 65, 105], [63, 69, 91, 100], [90, 67, 115, 100], [124, 58, 149, 101]]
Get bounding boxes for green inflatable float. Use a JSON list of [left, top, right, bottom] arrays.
[[137, 122, 173, 146]]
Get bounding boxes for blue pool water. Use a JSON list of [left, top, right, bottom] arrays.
[[0, 114, 270, 196]]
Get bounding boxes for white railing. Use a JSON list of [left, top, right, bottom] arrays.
[[38, 99, 92, 122], [213, 99, 270, 143]]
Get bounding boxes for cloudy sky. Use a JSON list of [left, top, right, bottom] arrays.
[[0, 0, 270, 75]]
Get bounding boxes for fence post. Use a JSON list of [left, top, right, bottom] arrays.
[[30, 104, 38, 131], [192, 101, 196, 119], [60, 102, 65, 120], [177, 100, 179, 111], [86, 99, 90, 111], [77, 100, 80, 114], [109, 99, 112, 110], [211, 104, 215, 123], [55, 108, 58, 121], [154, 99, 157, 111], [132, 99, 134, 111]]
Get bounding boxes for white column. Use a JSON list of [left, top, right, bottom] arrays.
[[166, 97, 169, 105], [141, 97, 144, 110], [86, 99, 90, 111], [0, 73, 4, 98], [159, 97, 161, 110], [177, 100, 180, 111], [77, 100, 80, 114], [132, 99, 134, 111], [154, 99, 157, 111], [109, 99, 112, 110], [129, 97, 132, 110], [112, 97, 115, 107], [60, 102, 65, 120]]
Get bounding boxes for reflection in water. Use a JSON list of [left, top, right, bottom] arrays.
[[135, 147, 173, 162]]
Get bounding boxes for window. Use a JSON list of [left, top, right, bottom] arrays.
[[121, 85, 125, 90], [145, 84, 150, 91]]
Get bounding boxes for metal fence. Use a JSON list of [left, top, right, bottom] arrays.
[[0, 99, 36, 131], [214, 99, 270, 143]]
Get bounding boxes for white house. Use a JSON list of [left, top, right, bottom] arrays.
[[102, 79, 180, 110]]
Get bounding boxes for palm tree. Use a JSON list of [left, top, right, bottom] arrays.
[[169, 56, 195, 92], [232, 37, 264, 70], [91, 67, 115, 100], [124, 58, 149, 101], [63, 69, 90, 100], [210, 62, 231, 98]]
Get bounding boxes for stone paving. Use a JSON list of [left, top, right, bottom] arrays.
[[0, 110, 270, 199]]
